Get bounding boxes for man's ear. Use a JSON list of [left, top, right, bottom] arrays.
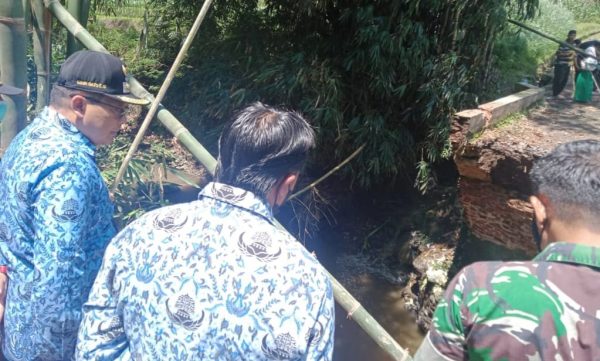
[[275, 173, 298, 206], [530, 195, 548, 232], [70, 94, 87, 118]]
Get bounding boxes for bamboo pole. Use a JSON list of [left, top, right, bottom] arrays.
[[80, 0, 90, 28], [23, 0, 30, 31], [509, 19, 599, 61], [0, 1, 28, 153], [111, 0, 214, 193], [66, 0, 82, 55], [31, 0, 52, 109], [44, 2, 412, 359]]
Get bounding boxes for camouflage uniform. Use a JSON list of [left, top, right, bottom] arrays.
[[413, 242, 600, 361]]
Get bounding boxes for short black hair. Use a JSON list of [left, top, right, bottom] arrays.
[[530, 140, 600, 223], [215, 102, 315, 200], [568, 30, 577, 35]]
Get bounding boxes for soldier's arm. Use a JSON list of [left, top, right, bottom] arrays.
[[76, 236, 128, 360], [413, 269, 469, 361], [30, 162, 105, 358]]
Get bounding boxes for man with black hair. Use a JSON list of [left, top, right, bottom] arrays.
[[0, 50, 146, 360], [76, 102, 335, 360], [414, 139, 600, 361], [553, 30, 578, 96]]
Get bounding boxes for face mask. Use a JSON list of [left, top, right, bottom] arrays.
[[0, 101, 6, 123]]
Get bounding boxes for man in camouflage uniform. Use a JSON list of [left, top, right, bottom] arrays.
[[414, 139, 600, 361]]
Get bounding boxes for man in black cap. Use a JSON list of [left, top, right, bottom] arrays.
[[0, 50, 146, 360]]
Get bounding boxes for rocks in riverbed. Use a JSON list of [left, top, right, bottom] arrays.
[[400, 235, 454, 332]]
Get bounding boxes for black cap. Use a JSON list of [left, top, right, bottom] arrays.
[[0, 83, 23, 96], [57, 50, 148, 105]]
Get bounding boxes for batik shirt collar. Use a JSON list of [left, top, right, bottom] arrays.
[[46, 107, 96, 157], [535, 242, 600, 269], [198, 182, 275, 224]]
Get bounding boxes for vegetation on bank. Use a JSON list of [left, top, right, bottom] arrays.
[[27, 0, 600, 223]]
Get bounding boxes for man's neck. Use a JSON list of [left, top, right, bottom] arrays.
[[49, 105, 77, 125], [548, 228, 600, 248]]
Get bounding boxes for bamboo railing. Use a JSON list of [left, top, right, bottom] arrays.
[[44, 1, 413, 359]]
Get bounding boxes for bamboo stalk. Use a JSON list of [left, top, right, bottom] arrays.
[[45, 2, 412, 359], [31, 0, 52, 110], [111, 0, 214, 193], [0, 1, 28, 153], [80, 0, 90, 28], [288, 143, 366, 201], [66, 0, 82, 55], [509, 19, 599, 61], [22, 0, 30, 31]]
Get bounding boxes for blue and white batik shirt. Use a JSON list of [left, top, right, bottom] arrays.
[[0, 107, 116, 361], [76, 182, 335, 360]]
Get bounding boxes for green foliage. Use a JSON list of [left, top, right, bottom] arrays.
[[561, 0, 600, 22], [97, 128, 176, 228], [490, 35, 538, 95], [522, 0, 575, 60], [489, 0, 575, 98], [87, 19, 162, 86], [136, 0, 539, 192], [91, 0, 144, 18]]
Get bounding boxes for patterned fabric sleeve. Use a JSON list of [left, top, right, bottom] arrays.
[[76, 235, 127, 360], [0, 251, 7, 265], [306, 281, 335, 361], [413, 267, 469, 361], [29, 161, 107, 359]]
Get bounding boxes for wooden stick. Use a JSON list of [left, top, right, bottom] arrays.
[[288, 143, 366, 201]]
